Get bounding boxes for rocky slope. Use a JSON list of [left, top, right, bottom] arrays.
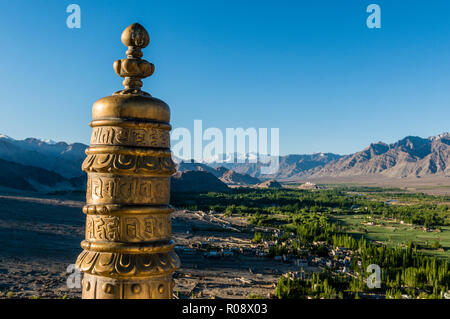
[[1, 132, 448, 188], [313, 133, 450, 178], [0, 158, 83, 192], [256, 179, 282, 188], [210, 153, 342, 179], [0, 135, 87, 178], [178, 161, 260, 185], [219, 170, 261, 185], [171, 171, 229, 193], [207, 133, 450, 179]]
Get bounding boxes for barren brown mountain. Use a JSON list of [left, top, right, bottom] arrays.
[[210, 133, 449, 180], [313, 133, 450, 178], [219, 169, 261, 185], [171, 171, 229, 193], [178, 161, 260, 185], [257, 179, 282, 188]]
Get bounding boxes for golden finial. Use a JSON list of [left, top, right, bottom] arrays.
[[76, 22, 178, 299], [113, 23, 155, 95]]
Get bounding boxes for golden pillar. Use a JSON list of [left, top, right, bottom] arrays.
[[75, 23, 180, 299]]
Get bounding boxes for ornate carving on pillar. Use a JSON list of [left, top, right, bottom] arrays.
[[75, 23, 180, 299]]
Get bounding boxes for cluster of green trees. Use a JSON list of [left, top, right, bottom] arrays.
[[275, 270, 346, 299], [171, 187, 450, 298], [172, 188, 449, 227], [270, 217, 449, 298], [330, 234, 449, 298]]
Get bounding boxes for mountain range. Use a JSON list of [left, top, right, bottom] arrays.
[[206, 133, 450, 180], [0, 135, 87, 178], [176, 161, 261, 185], [0, 132, 448, 192], [312, 134, 450, 179]]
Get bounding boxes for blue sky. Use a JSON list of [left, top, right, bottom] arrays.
[[0, 0, 449, 155]]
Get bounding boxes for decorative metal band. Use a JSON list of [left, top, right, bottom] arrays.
[[90, 119, 172, 130], [82, 204, 174, 216], [76, 250, 180, 278], [81, 240, 175, 254], [86, 174, 170, 205], [85, 214, 172, 242], [82, 273, 173, 299], [90, 126, 170, 148], [82, 153, 176, 176], [85, 145, 172, 156]]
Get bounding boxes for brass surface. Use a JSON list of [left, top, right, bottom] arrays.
[[92, 95, 170, 122], [75, 23, 179, 299]]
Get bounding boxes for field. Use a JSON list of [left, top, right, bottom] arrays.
[[173, 185, 450, 298], [0, 192, 297, 299], [331, 214, 450, 259], [285, 175, 450, 195], [0, 183, 448, 299]]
